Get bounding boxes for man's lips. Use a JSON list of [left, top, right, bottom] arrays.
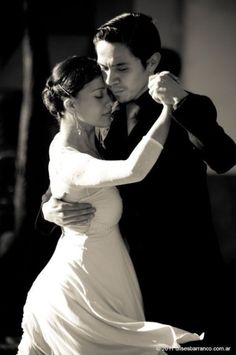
[[111, 88, 125, 94]]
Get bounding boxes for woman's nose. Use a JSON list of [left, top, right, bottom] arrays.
[[105, 99, 113, 111]]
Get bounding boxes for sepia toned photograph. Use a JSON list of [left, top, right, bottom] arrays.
[[0, 0, 235, 354]]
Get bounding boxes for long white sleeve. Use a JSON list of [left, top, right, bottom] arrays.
[[49, 137, 163, 189]]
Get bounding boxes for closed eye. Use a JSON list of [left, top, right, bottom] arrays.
[[117, 67, 128, 71], [94, 88, 108, 99]]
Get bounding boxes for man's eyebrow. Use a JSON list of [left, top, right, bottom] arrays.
[[116, 62, 128, 66], [98, 62, 128, 68]]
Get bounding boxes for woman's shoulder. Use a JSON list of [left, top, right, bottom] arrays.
[[49, 133, 82, 159]]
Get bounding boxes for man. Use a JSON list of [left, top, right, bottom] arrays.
[[40, 13, 236, 348]]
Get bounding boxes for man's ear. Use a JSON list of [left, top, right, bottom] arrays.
[[146, 52, 161, 74], [63, 98, 74, 113]]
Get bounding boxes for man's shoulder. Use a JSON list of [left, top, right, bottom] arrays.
[[185, 91, 214, 103], [175, 91, 216, 114]]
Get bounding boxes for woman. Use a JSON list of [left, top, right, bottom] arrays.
[[17, 56, 203, 354]]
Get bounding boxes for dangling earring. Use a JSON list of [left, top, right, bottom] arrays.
[[77, 125, 81, 136], [73, 114, 81, 136]]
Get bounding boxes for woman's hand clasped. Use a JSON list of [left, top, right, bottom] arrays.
[[148, 71, 188, 107]]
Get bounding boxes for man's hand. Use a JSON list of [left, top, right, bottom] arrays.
[[148, 71, 188, 107], [42, 197, 96, 227]]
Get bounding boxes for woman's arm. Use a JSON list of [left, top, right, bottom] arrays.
[[51, 105, 172, 189]]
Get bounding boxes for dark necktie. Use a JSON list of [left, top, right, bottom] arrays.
[[126, 102, 140, 135]]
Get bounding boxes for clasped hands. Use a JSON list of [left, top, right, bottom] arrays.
[[148, 71, 188, 108]]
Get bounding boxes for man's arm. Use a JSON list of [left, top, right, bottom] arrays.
[[35, 186, 96, 234], [173, 93, 236, 173], [148, 71, 236, 173]]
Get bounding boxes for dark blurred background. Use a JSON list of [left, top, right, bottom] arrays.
[[0, 0, 235, 352]]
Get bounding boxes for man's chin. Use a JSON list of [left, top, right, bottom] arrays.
[[114, 93, 129, 103]]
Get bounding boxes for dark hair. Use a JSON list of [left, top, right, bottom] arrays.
[[93, 12, 161, 67], [158, 47, 182, 77], [42, 56, 101, 119]]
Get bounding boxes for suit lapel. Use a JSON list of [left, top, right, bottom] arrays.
[[104, 105, 129, 159]]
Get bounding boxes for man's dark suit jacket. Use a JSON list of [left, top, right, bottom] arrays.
[[103, 91, 236, 343]]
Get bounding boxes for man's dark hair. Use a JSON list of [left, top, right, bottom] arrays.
[[93, 12, 162, 68]]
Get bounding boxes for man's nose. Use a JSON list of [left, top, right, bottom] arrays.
[[105, 70, 119, 86]]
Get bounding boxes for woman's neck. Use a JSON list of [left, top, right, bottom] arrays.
[[59, 121, 99, 158]]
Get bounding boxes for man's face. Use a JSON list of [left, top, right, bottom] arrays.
[[95, 40, 150, 103]]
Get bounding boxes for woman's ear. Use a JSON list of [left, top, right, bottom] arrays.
[[63, 98, 74, 113], [146, 52, 161, 74]]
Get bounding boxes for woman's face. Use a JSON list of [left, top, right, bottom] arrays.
[[72, 76, 113, 128]]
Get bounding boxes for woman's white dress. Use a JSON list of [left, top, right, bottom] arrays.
[[17, 133, 203, 355]]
